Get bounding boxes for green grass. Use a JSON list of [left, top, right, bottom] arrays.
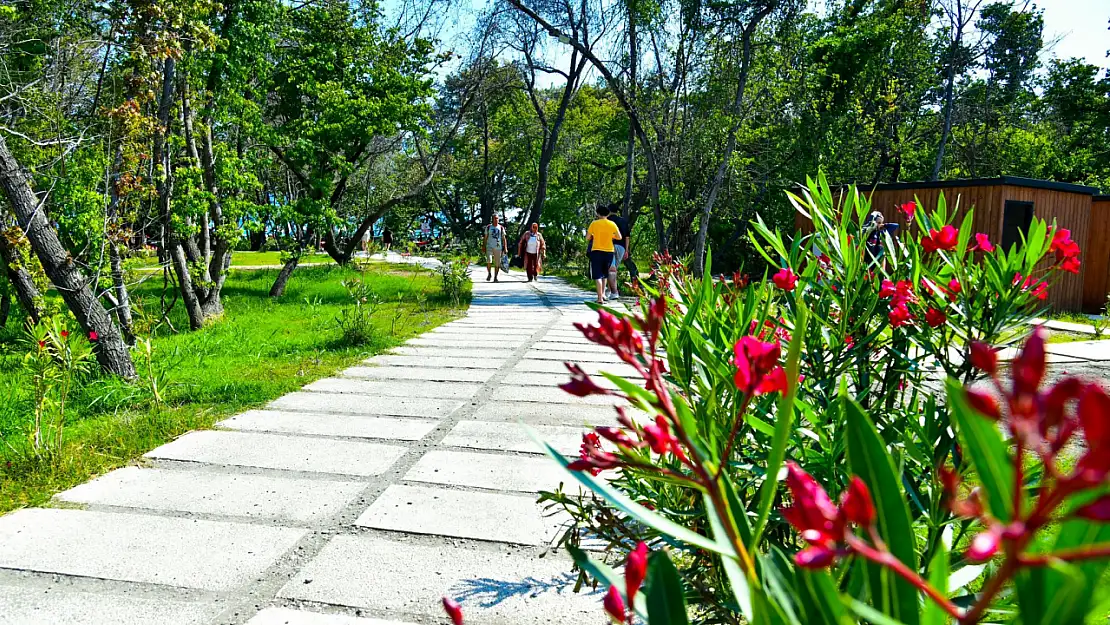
[[0, 262, 468, 513], [124, 250, 336, 270]]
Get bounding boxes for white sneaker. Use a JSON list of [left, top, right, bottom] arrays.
[[607, 292, 620, 301]]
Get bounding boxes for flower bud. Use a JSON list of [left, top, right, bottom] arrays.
[[839, 476, 875, 527], [625, 542, 648, 605], [969, 341, 997, 375], [1076, 494, 1110, 521], [965, 389, 1002, 420], [794, 545, 837, 569], [603, 585, 626, 623], [967, 529, 1000, 562], [442, 597, 464, 625]]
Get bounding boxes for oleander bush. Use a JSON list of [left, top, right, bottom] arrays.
[[470, 175, 1109, 625]]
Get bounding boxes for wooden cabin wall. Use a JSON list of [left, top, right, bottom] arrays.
[[999, 185, 1091, 312], [1084, 198, 1110, 313], [793, 184, 1093, 311]]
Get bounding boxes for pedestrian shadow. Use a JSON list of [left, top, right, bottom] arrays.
[[448, 572, 598, 608]]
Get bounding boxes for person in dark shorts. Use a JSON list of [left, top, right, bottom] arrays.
[[382, 227, 393, 252], [586, 205, 622, 305], [606, 210, 629, 300]]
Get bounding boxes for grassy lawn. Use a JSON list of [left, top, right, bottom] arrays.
[[124, 250, 337, 270], [0, 262, 468, 514]]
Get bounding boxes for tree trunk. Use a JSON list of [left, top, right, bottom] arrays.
[[0, 230, 44, 324], [155, 58, 205, 331], [621, 2, 637, 219], [932, 5, 963, 181], [108, 241, 136, 344], [692, 5, 772, 277], [0, 134, 135, 377], [269, 255, 299, 298], [0, 292, 9, 328]]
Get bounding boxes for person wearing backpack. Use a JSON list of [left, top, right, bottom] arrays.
[[483, 215, 508, 282]]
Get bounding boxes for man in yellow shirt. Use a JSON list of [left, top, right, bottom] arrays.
[[586, 205, 623, 304]]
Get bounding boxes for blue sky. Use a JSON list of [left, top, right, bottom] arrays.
[[1039, 0, 1109, 70]]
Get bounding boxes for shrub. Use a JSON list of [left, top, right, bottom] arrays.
[[436, 257, 471, 307], [18, 318, 96, 459], [335, 278, 380, 345], [508, 174, 1105, 625]]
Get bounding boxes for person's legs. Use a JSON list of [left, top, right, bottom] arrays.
[[608, 245, 625, 298], [589, 251, 613, 304], [486, 252, 493, 281], [492, 251, 501, 282]]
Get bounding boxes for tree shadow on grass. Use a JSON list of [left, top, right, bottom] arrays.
[[448, 572, 598, 609]]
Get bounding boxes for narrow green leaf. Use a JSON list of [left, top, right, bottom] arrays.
[[752, 298, 809, 546], [922, 536, 950, 625], [645, 551, 691, 625], [842, 398, 920, 625], [524, 426, 731, 556], [567, 545, 647, 620], [847, 598, 912, 625], [795, 568, 854, 625], [945, 378, 1014, 521], [704, 492, 754, 622]]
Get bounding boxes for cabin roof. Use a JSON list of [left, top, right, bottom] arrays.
[[843, 176, 1100, 196]]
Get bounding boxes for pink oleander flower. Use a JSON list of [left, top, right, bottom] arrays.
[[88, 331, 99, 341], [889, 303, 912, 327], [925, 307, 946, 328], [733, 336, 785, 395], [947, 278, 962, 301], [922, 225, 958, 253], [560, 363, 611, 397], [603, 585, 626, 623], [971, 232, 995, 252], [899, 201, 916, 220], [442, 597, 464, 625], [772, 267, 798, 291], [970, 341, 998, 375], [781, 463, 877, 569]]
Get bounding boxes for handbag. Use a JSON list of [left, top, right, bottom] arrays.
[[500, 253, 510, 271]]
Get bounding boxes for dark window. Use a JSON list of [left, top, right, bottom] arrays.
[[1001, 200, 1034, 251]]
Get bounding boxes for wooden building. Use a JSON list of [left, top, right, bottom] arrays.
[[794, 176, 1103, 312], [1085, 195, 1110, 313]]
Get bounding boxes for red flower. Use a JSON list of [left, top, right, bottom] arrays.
[[899, 201, 916, 220], [1031, 282, 1048, 300], [1077, 385, 1110, 474], [560, 363, 611, 397], [772, 267, 798, 291], [966, 389, 1002, 420], [603, 585, 626, 623], [970, 341, 998, 375], [922, 225, 958, 252], [782, 462, 843, 548], [844, 335, 855, 348], [576, 311, 643, 362], [971, 233, 995, 252], [879, 279, 896, 298], [37, 340, 46, 349], [889, 303, 912, 327], [947, 278, 962, 301], [88, 331, 99, 341], [569, 432, 621, 475], [1076, 494, 1110, 521], [60, 330, 69, 338], [733, 336, 783, 395], [925, 307, 946, 328], [442, 597, 464, 625], [755, 366, 789, 396], [795, 545, 838, 569], [596, 426, 638, 449], [642, 415, 683, 459], [1011, 327, 1046, 396], [626, 542, 648, 605], [839, 477, 875, 526], [1060, 255, 1081, 274]]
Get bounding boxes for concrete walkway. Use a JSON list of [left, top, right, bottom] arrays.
[[0, 267, 628, 624]]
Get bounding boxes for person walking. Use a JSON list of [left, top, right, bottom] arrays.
[[382, 227, 393, 253], [586, 205, 622, 304], [518, 223, 546, 282], [606, 209, 629, 299], [483, 215, 508, 282]]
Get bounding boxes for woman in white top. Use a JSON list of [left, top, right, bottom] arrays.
[[518, 223, 546, 282]]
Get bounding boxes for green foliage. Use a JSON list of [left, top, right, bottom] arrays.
[[436, 256, 472, 307]]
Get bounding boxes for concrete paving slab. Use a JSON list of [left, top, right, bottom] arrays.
[[404, 450, 573, 493], [304, 378, 477, 400], [356, 484, 565, 545], [407, 337, 528, 350], [468, 401, 617, 426], [491, 385, 624, 406], [0, 508, 305, 591], [146, 431, 408, 477], [513, 359, 640, 377], [1045, 341, 1110, 361], [219, 410, 438, 441], [340, 366, 496, 383], [270, 392, 463, 418], [279, 535, 599, 624], [522, 350, 624, 363], [56, 466, 363, 524], [442, 421, 582, 455], [245, 607, 414, 625], [366, 355, 502, 370], [388, 346, 500, 359], [0, 585, 219, 625], [430, 326, 536, 336], [501, 371, 622, 390], [531, 341, 615, 353]]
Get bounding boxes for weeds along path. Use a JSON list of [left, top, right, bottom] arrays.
[[0, 260, 634, 625]]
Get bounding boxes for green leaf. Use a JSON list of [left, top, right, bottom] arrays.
[[846, 599, 911, 625], [567, 545, 647, 620], [945, 378, 1014, 521], [843, 398, 920, 625], [704, 492, 754, 622], [922, 535, 950, 625], [795, 568, 854, 625], [752, 298, 809, 545], [1017, 518, 1110, 625], [645, 551, 690, 625], [524, 426, 732, 556]]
